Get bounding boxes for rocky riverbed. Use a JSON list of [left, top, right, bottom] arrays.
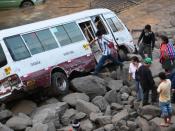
[[0, 54, 175, 131]]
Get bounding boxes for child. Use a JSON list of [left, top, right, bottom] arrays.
[[128, 56, 143, 101], [157, 72, 172, 127], [69, 119, 81, 131]]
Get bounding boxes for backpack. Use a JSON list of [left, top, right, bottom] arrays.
[[103, 37, 118, 58], [166, 42, 175, 60], [135, 69, 140, 81]]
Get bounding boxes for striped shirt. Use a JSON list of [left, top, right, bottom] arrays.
[[98, 37, 111, 56]]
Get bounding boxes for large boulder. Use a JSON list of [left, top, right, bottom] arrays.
[[11, 100, 37, 115], [6, 113, 32, 130], [76, 99, 101, 115], [92, 96, 109, 112], [105, 105, 111, 116], [62, 93, 89, 106], [112, 109, 129, 125], [104, 124, 115, 131], [168, 124, 175, 131], [95, 116, 112, 126], [32, 102, 68, 125], [139, 105, 161, 118], [80, 119, 94, 131], [0, 122, 13, 131], [71, 75, 107, 99], [90, 112, 103, 122], [120, 86, 131, 94], [61, 109, 77, 126], [107, 80, 123, 91], [26, 123, 49, 131], [111, 103, 123, 111], [149, 117, 162, 131], [104, 90, 121, 104], [44, 98, 59, 104], [74, 112, 87, 120], [93, 127, 105, 131], [0, 110, 12, 121], [136, 117, 150, 131]]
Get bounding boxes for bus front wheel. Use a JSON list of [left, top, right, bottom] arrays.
[[20, 0, 34, 8], [51, 72, 69, 95]]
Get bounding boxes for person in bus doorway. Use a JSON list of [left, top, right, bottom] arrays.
[[138, 24, 155, 59], [92, 30, 123, 75], [128, 56, 143, 101], [137, 57, 157, 106]]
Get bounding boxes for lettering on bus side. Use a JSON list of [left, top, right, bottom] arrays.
[[63, 51, 74, 56], [30, 61, 41, 66]]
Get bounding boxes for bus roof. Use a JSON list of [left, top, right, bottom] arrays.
[[0, 8, 112, 39]]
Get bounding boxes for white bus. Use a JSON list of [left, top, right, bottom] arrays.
[[0, 8, 134, 100]]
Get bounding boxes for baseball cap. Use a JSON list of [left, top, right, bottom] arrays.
[[144, 57, 152, 64]]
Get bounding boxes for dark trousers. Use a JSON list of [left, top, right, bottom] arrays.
[[142, 87, 157, 105], [94, 54, 122, 74], [139, 43, 152, 59], [172, 92, 175, 103]]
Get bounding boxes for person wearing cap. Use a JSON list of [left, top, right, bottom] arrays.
[[137, 57, 157, 106], [138, 24, 155, 59], [69, 119, 81, 131]]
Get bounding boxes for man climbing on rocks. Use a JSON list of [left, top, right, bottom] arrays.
[[92, 30, 123, 75]]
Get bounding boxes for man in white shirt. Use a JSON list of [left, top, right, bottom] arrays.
[[92, 30, 123, 75]]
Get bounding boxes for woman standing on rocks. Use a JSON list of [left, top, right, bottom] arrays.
[[159, 35, 175, 72], [128, 56, 143, 101]]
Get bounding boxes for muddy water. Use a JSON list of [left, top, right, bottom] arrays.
[[0, 0, 90, 29]]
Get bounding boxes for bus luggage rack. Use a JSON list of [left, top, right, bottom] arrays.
[[90, 0, 144, 13]]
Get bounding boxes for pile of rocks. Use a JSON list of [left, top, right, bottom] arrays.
[[0, 54, 175, 131]]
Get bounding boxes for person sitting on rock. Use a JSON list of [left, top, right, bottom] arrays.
[[157, 72, 172, 127], [69, 119, 81, 131]]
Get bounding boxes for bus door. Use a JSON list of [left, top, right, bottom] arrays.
[[102, 13, 127, 46], [77, 18, 102, 62], [91, 15, 115, 42]]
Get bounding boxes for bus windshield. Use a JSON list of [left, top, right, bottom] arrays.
[[0, 44, 7, 67]]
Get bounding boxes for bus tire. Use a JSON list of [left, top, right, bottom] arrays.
[[20, 0, 34, 8], [118, 49, 128, 61], [51, 72, 69, 95]]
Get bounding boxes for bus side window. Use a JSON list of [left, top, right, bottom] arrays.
[[91, 16, 108, 34], [4, 35, 31, 61], [22, 33, 44, 55], [107, 17, 124, 32], [36, 29, 58, 51], [63, 22, 84, 43], [52, 22, 84, 47], [0, 44, 7, 67]]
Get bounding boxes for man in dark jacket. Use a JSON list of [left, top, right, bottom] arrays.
[[138, 57, 157, 106], [138, 24, 155, 59]]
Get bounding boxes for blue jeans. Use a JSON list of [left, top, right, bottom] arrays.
[[135, 80, 143, 101], [94, 54, 123, 74], [159, 101, 172, 118]]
